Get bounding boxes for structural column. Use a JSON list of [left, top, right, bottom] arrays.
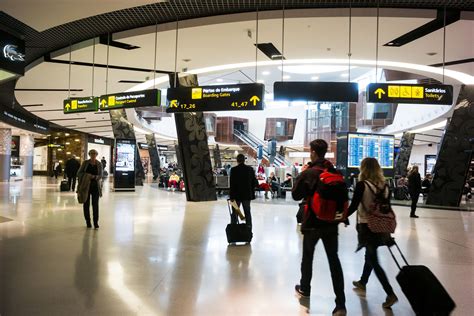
[[394, 132, 415, 177], [145, 134, 160, 180], [427, 85, 474, 207], [20, 134, 34, 178], [0, 128, 12, 182]]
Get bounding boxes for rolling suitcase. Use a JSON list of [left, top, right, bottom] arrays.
[[388, 242, 455, 315], [60, 180, 70, 192], [225, 199, 252, 244]]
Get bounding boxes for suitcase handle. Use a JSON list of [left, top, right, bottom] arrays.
[[227, 199, 240, 224], [387, 241, 409, 270]]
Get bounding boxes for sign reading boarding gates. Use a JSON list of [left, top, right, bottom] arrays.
[[99, 89, 160, 110], [63, 97, 98, 114], [367, 83, 453, 105], [166, 83, 264, 113]]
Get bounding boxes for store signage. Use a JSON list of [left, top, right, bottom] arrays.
[[367, 83, 453, 105], [99, 89, 160, 110], [138, 142, 149, 149], [48, 144, 65, 149], [0, 107, 49, 134], [63, 97, 98, 114], [92, 138, 105, 144], [273, 82, 359, 102], [0, 30, 25, 75], [156, 145, 168, 151], [166, 83, 264, 113]]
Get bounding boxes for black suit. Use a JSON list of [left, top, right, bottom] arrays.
[[230, 163, 258, 228], [65, 158, 81, 191]]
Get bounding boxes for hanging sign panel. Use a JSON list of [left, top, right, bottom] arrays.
[[166, 83, 264, 113], [273, 82, 359, 102], [99, 89, 160, 110], [63, 97, 98, 114], [367, 83, 453, 105]]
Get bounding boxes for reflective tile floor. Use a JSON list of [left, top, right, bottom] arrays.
[[0, 177, 472, 315]]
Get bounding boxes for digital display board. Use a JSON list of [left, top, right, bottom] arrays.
[[273, 81, 359, 102], [115, 142, 135, 172], [347, 133, 394, 169]]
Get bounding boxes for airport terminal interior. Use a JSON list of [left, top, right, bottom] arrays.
[[0, 1, 473, 315]]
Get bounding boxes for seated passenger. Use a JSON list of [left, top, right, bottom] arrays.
[[282, 173, 293, 188], [268, 172, 282, 198], [257, 173, 272, 199], [168, 172, 180, 190]]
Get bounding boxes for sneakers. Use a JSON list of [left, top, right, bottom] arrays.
[[382, 293, 398, 308], [294, 285, 310, 298], [332, 306, 347, 315], [352, 280, 366, 291]]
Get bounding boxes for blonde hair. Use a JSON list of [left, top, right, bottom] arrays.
[[408, 165, 419, 176], [358, 157, 385, 186]]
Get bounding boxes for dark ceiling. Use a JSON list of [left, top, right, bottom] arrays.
[[0, 0, 473, 66]]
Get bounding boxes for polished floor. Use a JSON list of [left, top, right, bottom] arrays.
[[0, 177, 472, 316]]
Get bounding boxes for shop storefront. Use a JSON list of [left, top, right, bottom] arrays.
[[87, 136, 113, 174]]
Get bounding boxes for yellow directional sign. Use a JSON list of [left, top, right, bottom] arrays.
[[250, 95, 260, 106], [367, 83, 453, 105], [166, 83, 264, 113], [63, 97, 98, 114], [374, 88, 386, 99]]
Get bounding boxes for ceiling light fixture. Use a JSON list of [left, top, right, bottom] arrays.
[[341, 73, 349, 77], [278, 65, 357, 75], [262, 71, 270, 76], [283, 75, 291, 80], [311, 76, 319, 80], [216, 78, 223, 82]]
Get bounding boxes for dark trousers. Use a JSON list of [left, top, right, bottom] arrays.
[[410, 192, 420, 215], [359, 244, 394, 295], [83, 185, 99, 225], [300, 227, 345, 307], [231, 200, 252, 228], [68, 176, 77, 191]]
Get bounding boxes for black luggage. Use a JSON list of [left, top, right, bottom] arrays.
[[296, 202, 304, 224], [60, 180, 70, 192], [393, 187, 407, 200], [225, 199, 252, 244], [388, 242, 455, 315]]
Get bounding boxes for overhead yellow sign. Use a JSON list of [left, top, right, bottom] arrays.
[[367, 83, 453, 105]]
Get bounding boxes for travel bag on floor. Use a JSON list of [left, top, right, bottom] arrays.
[[388, 242, 455, 315], [60, 180, 70, 192], [225, 199, 252, 244]]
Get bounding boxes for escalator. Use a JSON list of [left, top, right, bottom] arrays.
[[233, 129, 290, 166]]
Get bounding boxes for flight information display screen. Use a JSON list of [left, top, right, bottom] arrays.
[[347, 133, 394, 169]]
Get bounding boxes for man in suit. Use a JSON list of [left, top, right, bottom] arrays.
[[229, 154, 258, 231], [65, 156, 81, 192]]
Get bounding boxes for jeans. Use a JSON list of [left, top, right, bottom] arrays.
[[359, 244, 394, 295], [231, 200, 252, 228], [410, 192, 420, 215], [300, 226, 345, 307], [68, 176, 77, 191], [83, 182, 99, 225]]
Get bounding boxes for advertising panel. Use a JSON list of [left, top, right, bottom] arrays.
[[0, 30, 25, 75], [115, 141, 135, 172]]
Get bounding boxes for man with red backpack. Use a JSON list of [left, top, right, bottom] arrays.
[[292, 139, 348, 316]]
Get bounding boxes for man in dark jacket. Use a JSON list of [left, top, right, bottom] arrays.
[[65, 156, 81, 192], [229, 154, 258, 231], [292, 139, 346, 316]]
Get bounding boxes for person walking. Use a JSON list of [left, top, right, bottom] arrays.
[[292, 139, 346, 316], [348, 157, 398, 309], [407, 166, 422, 218], [65, 156, 81, 192], [77, 149, 103, 229], [54, 162, 62, 179], [229, 154, 258, 233]]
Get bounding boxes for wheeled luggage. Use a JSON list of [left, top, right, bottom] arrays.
[[388, 242, 455, 315], [225, 199, 252, 244], [60, 180, 70, 192], [393, 187, 408, 200]]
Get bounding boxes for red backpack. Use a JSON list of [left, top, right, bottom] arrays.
[[306, 167, 349, 222]]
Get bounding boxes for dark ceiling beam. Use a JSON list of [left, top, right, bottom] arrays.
[[44, 54, 174, 74]]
